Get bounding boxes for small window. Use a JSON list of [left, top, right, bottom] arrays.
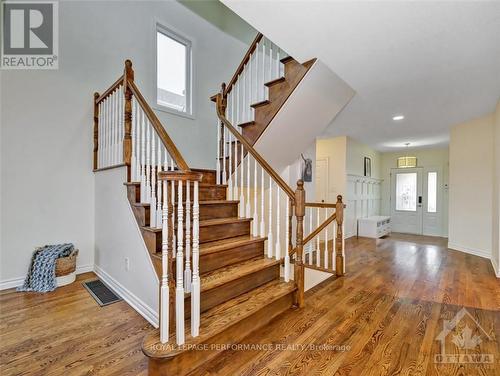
[[156, 25, 192, 115], [427, 172, 437, 213]]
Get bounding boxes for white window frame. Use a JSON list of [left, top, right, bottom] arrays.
[[154, 22, 194, 119]]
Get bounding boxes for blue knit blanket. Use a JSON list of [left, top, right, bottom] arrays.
[[18, 243, 74, 292]]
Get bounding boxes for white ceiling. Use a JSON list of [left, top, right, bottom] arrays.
[[222, 1, 500, 151]]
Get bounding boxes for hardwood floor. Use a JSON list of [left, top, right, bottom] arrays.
[[1, 234, 499, 375]]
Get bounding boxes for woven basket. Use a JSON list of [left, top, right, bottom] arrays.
[[55, 249, 79, 277]]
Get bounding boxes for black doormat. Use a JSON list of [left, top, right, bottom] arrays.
[[83, 279, 122, 306]]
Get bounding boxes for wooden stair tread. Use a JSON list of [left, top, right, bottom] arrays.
[[124, 181, 227, 188], [133, 200, 238, 208], [264, 76, 286, 87], [198, 257, 280, 292], [237, 120, 255, 128], [280, 55, 294, 64], [142, 279, 296, 358], [141, 217, 252, 233], [250, 99, 270, 108], [151, 235, 267, 261]]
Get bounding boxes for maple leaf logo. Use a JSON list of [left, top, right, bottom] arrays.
[[451, 325, 482, 350]]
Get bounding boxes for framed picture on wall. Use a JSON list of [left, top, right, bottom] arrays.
[[364, 157, 371, 177]]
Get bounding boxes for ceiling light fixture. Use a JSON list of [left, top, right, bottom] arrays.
[[397, 143, 417, 168], [392, 115, 405, 121]]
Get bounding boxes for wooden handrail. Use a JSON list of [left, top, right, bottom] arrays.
[[96, 75, 124, 104], [305, 202, 337, 208], [127, 80, 190, 172], [215, 92, 295, 200], [223, 33, 263, 96], [289, 212, 337, 257]]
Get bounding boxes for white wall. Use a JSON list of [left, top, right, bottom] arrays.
[[380, 147, 449, 237], [346, 137, 381, 179], [491, 101, 500, 277], [0, 0, 247, 288], [449, 115, 493, 258], [94, 167, 158, 325], [316, 136, 347, 202], [491, 102, 500, 276]]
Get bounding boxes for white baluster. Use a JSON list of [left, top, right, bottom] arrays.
[[160, 179, 169, 344], [267, 176, 273, 258], [261, 40, 266, 100], [249, 53, 253, 120], [316, 208, 321, 267], [222, 127, 227, 185], [275, 186, 281, 260], [114, 90, 119, 165], [109, 93, 114, 166], [150, 131, 157, 228], [135, 101, 141, 181], [342, 222, 345, 274], [332, 220, 336, 271], [119, 88, 124, 165], [284, 197, 290, 282], [239, 145, 245, 218], [156, 136, 163, 228], [170, 156, 176, 259], [252, 159, 258, 235], [98, 102, 102, 168], [276, 47, 281, 78], [176, 180, 185, 346], [233, 137, 238, 201], [140, 110, 146, 202], [113, 91, 117, 165], [260, 167, 265, 237], [145, 121, 151, 203], [216, 121, 221, 185], [236, 77, 240, 126], [308, 208, 313, 265], [269, 42, 273, 81], [131, 97, 136, 181], [228, 132, 232, 200], [102, 99, 107, 167], [191, 180, 200, 337], [246, 154, 251, 218], [185, 180, 192, 293], [242, 65, 246, 123], [324, 208, 329, 269]]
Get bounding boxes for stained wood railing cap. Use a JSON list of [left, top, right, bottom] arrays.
[[158, 170, 203, 182]]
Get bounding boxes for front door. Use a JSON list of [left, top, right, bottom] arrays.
[[390, 168, 423, 234]]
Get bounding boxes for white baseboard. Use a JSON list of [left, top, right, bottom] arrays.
[[94, 264, 159, 328], [491, 258, 500, 278], [448, 242, 491, 259], [0, 263, 94, 291]]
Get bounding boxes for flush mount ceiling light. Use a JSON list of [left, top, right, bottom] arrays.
[[392, 115, 405, 121]]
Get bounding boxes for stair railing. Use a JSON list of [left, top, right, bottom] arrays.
[[290, 197, 345, 276], [93, 60, 200, 346]]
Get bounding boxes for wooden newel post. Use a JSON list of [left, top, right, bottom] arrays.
[[335, 195, 344, 276], [123, 59, 134, 181], [93, 92, 100, 170], [294, 180, 306, 308]]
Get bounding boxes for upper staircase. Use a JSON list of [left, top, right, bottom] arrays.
[[92, 32, 346, 376]]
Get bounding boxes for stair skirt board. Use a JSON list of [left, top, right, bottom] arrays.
[[83, 279, 122, 306]]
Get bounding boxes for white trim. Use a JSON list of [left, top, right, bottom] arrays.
[[94, 264, 159, 328], [491, 258, 500, 278], [448, 242, 491, 259], [0, 263, 94, 291]]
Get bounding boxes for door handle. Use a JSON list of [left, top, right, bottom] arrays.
[[418, 196, 422, 204]]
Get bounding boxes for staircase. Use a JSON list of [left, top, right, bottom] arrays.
[[125, 168, 296, 375], [92, 33, 346, 376]]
